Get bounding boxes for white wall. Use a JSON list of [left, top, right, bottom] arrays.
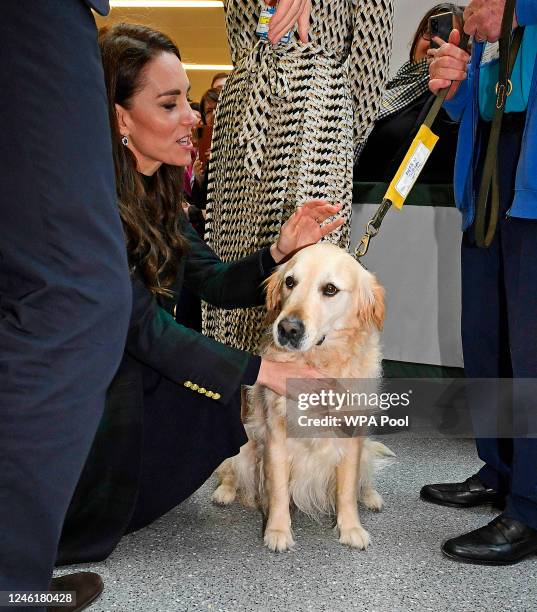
[[390, 0, 461, 74]]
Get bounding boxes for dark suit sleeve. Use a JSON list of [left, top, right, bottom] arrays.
[[125, 273, 261, 405], [190, 165, 208, 209], [182, 221, 277, 308], [84, 0, 110, 16]]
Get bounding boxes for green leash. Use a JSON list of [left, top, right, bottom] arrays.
[[475, 0, 523, 247]]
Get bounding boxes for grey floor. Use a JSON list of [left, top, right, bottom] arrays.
[[56, 437, 537, 612]]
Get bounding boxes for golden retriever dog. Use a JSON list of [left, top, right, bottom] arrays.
[[213, 243, 394, 552]]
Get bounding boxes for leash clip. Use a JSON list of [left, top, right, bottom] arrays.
[[355, 232, 371, 259], [355, 221, 379, 259], [495, 79, 513, 109]]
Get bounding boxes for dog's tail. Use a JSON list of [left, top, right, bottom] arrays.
[[359, 439, 396, 496], [364, 439, 396, 459]]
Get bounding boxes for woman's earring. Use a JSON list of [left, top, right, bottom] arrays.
[[121, 135, 129, 146]]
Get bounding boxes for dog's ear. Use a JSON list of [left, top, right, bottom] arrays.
[[265, 269, 284, 314], [357, 277, 385, 331]]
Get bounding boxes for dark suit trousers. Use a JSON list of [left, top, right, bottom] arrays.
[[0, 1, 130, 605], [461, 114, 537, 530]]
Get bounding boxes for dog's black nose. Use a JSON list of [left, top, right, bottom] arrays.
[[277, 316, 305, 347]]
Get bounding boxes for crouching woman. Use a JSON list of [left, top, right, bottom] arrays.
[[57, 23, 343, 565]]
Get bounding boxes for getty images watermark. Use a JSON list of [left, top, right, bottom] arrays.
[[285, 378, 537, 439], [296, 388, 412, 430]]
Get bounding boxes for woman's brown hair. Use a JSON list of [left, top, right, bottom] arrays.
[[409, 3, 465, 63], [199, 87, 221, 124], [99, 23, 188, 296]]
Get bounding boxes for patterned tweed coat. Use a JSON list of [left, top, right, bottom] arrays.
[[203, 0, 394, 352]]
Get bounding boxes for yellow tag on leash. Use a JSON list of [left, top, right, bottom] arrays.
[[384, 125, 439, 209]]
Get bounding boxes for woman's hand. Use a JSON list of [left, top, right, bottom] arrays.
[[428, 29, 471, 100], [269, 0, 311, 45], [257, 358, 324, 398], [270, 200, 344, 263], [193, 158, 206, 185], [257, 359, 349, 404]]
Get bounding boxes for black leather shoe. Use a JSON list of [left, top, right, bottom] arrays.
[[420, 474, 504, 508], [442, 515, 537, 565], [48, 572, 104, 612]]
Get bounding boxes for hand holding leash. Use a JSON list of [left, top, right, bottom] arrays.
[[463, 0, 518, 43], [354, 29, 470, 260], [429, 29, 471, 100]]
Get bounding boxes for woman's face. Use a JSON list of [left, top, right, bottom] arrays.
[[115, 52, 198, 175], [203, 99, 218, 126], [212, 75, 227, 89], [192, 109, 202, 127], [413, 31, 431, 62]]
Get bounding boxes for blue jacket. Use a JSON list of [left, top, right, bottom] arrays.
[[444, 0, 537, 229]]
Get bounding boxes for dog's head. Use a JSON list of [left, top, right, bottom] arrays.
[[265, 243, 385, 352]]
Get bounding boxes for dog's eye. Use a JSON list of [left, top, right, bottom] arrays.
[[323, 283, 339, 296], [285, 276, 295, 289]]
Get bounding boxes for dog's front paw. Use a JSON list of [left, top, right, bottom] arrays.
[[338, 525, 370, 550], [212, 484, 236, 505], [360, 488, 384, 512], [264, 528, 295, 552]]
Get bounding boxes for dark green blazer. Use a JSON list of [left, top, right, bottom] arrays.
[[57, 221, 274, 565]]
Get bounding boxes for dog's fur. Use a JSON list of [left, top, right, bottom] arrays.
[[213, 243, 394, 551]]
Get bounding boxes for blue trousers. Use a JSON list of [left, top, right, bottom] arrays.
[[0, 2, 130, 607], [461, 114, 537, 530]]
